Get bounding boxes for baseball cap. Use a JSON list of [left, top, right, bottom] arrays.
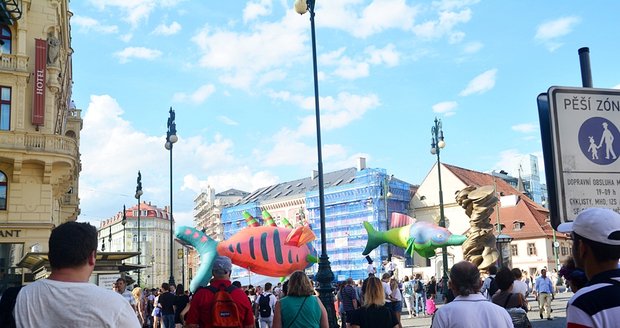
[[557, 207, 620, 245], [212, 256, 232, 275]]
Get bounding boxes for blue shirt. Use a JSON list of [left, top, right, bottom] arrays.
[[535, 276, 554, 293]]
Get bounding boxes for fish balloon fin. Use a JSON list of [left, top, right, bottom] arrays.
[[285, 226, 316, 246], [306, 254, 318, 264], [243, 211, 260, 227], [175, 226, 219, 293], [362, 221, 384, 255], [405, 238, 417, 257]]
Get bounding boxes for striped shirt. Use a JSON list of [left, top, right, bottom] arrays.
[[566, 269, 620, 328]]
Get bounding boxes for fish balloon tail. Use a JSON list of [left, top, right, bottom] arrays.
[[362, 222, 385, 256], [175, 226, 219, 293]]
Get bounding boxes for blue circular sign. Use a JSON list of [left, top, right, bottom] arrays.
[[578, 117, 620, 165]]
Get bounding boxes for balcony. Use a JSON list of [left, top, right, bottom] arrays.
[[0, 131, 78, 158], [0, 54, 28, 72]]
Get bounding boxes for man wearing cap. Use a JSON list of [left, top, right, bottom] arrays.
[[185, 256, 254, 328], [558, 207, 620, 327]]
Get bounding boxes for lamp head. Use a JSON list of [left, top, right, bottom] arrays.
[[169, 133, 178, 144], [135, 189, 143, 199], [437, 140, 446, 149], [165, 141, 172, 150], [430, 147, 437, 155], [294, 0, 308, 14]]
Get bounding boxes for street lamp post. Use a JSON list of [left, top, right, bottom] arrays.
[[122, 205, 127, 252], [384, 175, 393, 262], [108, 226, 112, 251], [165, 107, 178, 287], [294, 1, 337, 326], [430, 117, 449, 302], [136, 171, 143, 286]]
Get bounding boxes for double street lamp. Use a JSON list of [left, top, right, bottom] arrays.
[[165, 107, 178, 286], [294, 1, 337, 327], [135, 171, 143, 285], [430, 117, 449, 302], [122, 205, 127, 252]]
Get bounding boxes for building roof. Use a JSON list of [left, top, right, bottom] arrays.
[[443, 163, 565, 240], [237, 167, 358, 205], [216, 188, 249, 197]]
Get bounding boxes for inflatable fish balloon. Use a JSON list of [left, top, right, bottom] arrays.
[[176, 210, 318, 292], [362, 216, 466, 258]]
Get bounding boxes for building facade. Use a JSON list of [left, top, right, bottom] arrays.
[[411, 163, 570, 281], [0, 1, 81, 293], [219, 160, 415, 282], [98, 201, 182, 289]]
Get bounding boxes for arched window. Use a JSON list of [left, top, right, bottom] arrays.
[[0, 26, 11, 54], [0, 171, 7, 210]]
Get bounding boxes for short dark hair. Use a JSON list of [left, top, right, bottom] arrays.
[[487, 264, 498, 275], [48, 221, 97, 269], [264, 282, 272, 291], [511, 268, 522, 280], [161, 282, 169, 291], [449, 261, 481, 296], [495, 267, 514, 291], [575, 233, 620, 262]]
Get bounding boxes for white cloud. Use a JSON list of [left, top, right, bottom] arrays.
[[114, 47, 162, 63], [71, 15, 118, 34], [243, 0, 272, 23], [365, 44, 400, 67], [88, 0, 177, 27], [459, 69, 497, 96], [463, 41, 483, 54], [412, 8, 471, 41], [217, 116, 239, 126], [613, 84, 620, 89], [191, 12, 308, 89], [535, 16, 581, 52], [512, 123, 537, 133], [432, 101, 458, 116], [79, 94, 268, 225], [434, 0, 480, 11], [491, 149, 545, 181], [319, 0, 418, 38], [182, 169, 278, 195], [173, 84, 216, 104], [120, 33, 133, 42], [152, 21, 182, 36], [319, 45, 400, 80]]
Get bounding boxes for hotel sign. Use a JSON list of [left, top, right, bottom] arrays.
[[32, 38, 46, 126]]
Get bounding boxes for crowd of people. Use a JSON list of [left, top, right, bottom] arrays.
[[2, 206, 620, 328]]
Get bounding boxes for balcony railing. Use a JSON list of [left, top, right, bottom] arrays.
[[0, 54, 28, 72], [0, 131, 78, 157]]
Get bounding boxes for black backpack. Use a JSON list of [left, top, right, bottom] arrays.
[[488, 277, 499, 297], [0, 286, 22, 328], [414, 280, 423, 293], [258, 293, 272, 318]]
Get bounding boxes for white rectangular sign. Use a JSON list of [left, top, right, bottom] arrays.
[[548, 86, 620, 222]]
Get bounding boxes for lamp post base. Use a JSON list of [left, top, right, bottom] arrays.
[[315, 254, 337, 328]]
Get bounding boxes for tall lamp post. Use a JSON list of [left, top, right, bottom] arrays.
[[122, 205, 127, 252], [165, 107, 178, 286], [384, 175, 393, 262], [135, 171, 143, 285], [430, 117, 449, 302], [108, 226, 112, 251], [294, 1, 337, 326]]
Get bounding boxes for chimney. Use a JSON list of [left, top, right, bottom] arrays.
[[311, 170, 318, 180], [357, 157, 367, 171]]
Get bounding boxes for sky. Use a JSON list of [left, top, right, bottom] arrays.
[[69, 0, 620, 229]]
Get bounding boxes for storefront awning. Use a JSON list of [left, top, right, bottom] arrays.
[[17, 251, 146, 273]]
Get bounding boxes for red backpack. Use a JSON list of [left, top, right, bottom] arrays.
[[205, 285, 242, 328]]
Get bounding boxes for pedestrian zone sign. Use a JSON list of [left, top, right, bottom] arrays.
[[547, 86, 620, 223]]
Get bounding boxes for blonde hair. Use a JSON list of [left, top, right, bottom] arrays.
[[389, 278, 398, 292], [287, 270, 315, 296], [363, 277, 385, 307], [131, 287, 142, 301]]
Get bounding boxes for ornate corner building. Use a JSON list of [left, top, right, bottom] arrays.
[[0, 0, 81, 290]]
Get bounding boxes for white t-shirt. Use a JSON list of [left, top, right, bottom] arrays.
[[382, 281, 392, 303], [431, 293, 513, 328], [14, 279, 140, 328], [512, 280, 529, 298], [255, 292, 277, 318]]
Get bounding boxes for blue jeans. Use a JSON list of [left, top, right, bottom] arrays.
[[161, 314, 175, 328], [414, 292, 425, 315]]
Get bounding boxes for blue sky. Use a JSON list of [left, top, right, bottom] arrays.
[[70, 0, 620, 228]]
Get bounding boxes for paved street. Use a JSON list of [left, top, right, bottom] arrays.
[[398, 293, 571, 327]]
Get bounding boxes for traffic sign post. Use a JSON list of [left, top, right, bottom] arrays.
[[543, 86, 620, 226]]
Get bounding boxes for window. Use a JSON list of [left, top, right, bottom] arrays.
[[513, 221, 524, 231], [0, 87, 10, 130], [511, 244, 518, 256], [561, 243, 568, 256], [0, 26, 11, 54], [0, 171, 6, 209], [527, 243, 537, 256]]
